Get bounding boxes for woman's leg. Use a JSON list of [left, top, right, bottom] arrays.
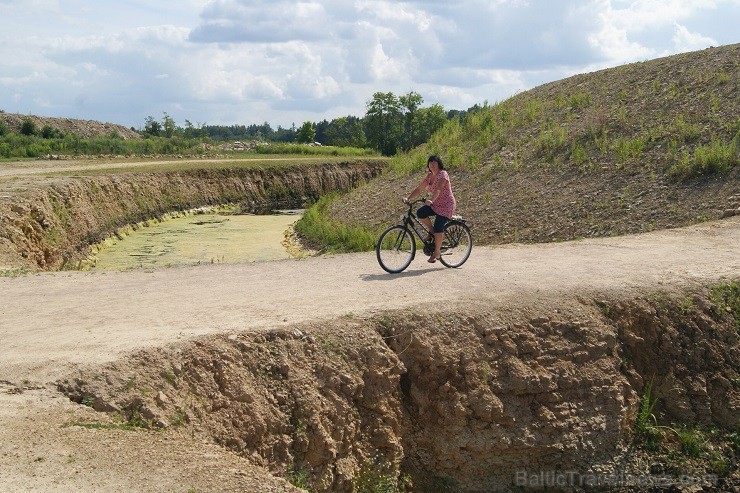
[[417, 206, 434, 240], [421, 217, 433, 238], [430, 215, 449, 261], [433, 232, 443, 259]]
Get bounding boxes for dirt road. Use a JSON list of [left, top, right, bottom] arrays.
[[1, 216, 739, 492], [2, 216, 739, 386]]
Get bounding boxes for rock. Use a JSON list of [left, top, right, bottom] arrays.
[[156, 391, 169, 407]]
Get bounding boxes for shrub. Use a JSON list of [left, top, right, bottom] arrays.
[[41, 125, 56, 139], [353, 457, 407, 493], [20, 118, 36, 136], [668, 139, 738, 181]]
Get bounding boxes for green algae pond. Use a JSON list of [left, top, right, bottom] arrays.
[[86, 208, 305, 271]]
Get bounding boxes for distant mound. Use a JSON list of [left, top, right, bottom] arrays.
[[325, 43, 739, 247], [0, 113, 141, 140]]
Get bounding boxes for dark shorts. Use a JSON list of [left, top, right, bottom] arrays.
[[417, 205, 450, 233]]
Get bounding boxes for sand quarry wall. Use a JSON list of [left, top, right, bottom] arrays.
[[59, 290, 739, 492], [0, 160, 384, 271]]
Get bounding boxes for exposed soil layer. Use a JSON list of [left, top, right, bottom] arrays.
[[0, 159, 384, 271], [56, 288, 739, 492]]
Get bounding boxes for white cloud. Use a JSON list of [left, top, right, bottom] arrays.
[[189, 0, 334, 43], [0, 0, 736, 127], [672, 23, 718, 51], [587, 0, 728, 63]]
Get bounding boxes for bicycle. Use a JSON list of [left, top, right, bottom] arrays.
[[375, 198, 472, 273]]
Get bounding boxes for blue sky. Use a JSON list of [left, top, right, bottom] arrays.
[[1, 0, 737, 130]]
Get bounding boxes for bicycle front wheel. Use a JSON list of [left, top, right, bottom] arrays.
[[376, 225, 416, 273], [439, 220, 472, 268]]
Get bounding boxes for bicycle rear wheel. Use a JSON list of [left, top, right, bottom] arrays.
[[376, 225, 415, 273], [439, 220, 472, 268]]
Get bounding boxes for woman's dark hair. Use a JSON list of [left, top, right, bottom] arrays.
[[427, 155, 445, 170]]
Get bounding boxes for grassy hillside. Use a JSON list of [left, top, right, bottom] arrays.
[[310, 44, 739, 249]]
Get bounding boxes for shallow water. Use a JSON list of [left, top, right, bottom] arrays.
[[90, 211, 301, 271]]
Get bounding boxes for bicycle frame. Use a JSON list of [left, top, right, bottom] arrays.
[[376, 198, 472, 273], [401, 199, 434, 246]]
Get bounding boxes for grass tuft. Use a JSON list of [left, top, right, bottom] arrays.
[[709, 280, 740, 330], [634, 379, 662, 451], [294, 193, 376, 252]]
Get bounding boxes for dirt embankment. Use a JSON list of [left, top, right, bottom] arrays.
[[0, 113, 141, 140], [57, 288, 739, 492], [0, 160, 384, 271]]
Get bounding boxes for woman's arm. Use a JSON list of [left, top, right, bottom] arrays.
[[403, 178, 428, 203]]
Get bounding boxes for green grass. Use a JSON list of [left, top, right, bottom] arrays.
[[0, 133, 201, 158], [710, 280, 740, 330], [634, 380, 662, 451], [669, 139, 739, 180], [0, 267, 33, 277], [254, 142, 378, 157], [294, 193, 376, 253], [353, 457, 407, 493], [0, 129, 378, 161], [675, 426, 706, 457], [285, 463, 312, 491]]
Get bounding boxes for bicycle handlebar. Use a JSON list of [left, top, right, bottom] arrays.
[[403, 198, 428, 207]]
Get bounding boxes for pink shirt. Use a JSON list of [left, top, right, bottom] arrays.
[[425, 170, 456, 218]]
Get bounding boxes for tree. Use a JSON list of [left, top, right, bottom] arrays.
[[295, 121, 316, 144], [143, 116, 161, 136], [364, 92, 403, 156], [162, 112, 176, 138], [273, 125, 296, 143], [183, 120, 197, 138], [416, 104, 448, 146], [20, 118, 36, 136], [321, 116, 367, 148], [399, 91, 424, 151]]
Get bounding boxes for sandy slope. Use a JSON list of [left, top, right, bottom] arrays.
[[0, 216, 738, 492]]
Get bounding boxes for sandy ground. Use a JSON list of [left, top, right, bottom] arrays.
[[1, 216, 739, 492]]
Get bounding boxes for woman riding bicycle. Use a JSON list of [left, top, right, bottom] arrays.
[[403, 155, 457, 263]]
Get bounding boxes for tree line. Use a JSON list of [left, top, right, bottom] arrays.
[[141, 91, 483, 156]]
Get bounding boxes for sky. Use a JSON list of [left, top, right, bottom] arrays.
[[0, 0, 738, 130]]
